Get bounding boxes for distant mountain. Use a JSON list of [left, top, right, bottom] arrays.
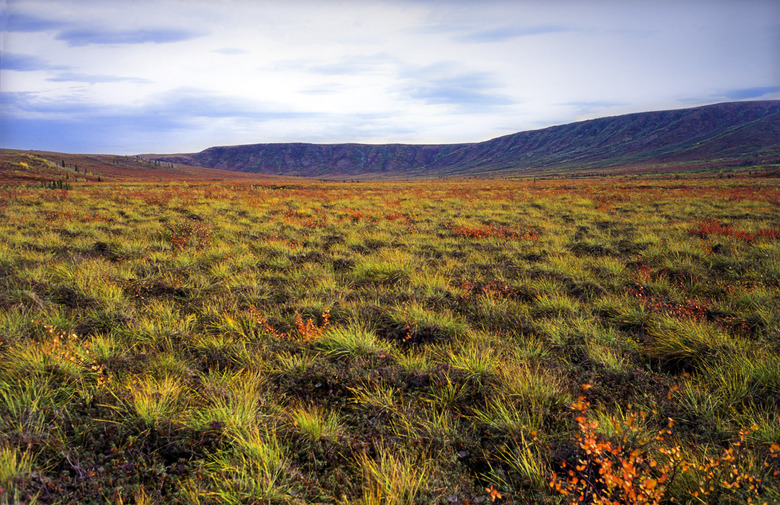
[[151, 101, 780, 178]]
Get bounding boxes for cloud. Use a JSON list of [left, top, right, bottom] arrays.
[[400, 64, 515, 110], [679, 86, 780, 105], [312, 54, 397, 75], [47, 72, 151, 84], [721, 86, 780, 100], [55, 28, 203, 46], [214, 48, 248, 55], [0, 114, 189, 154], [304, 113, 418, 144], [0, 87, 415, 152], [1, 87, 311, 137], [564, 100, 627, 108], [2, 54, 148, 85], [406, 77, 514, 108], [4, 12, 65, 32], [1, 87, 289, 122], [144, 88, 294, 120], [4, 5, 204, 46], [459, 24, 570, 43], [0, 89, 243, 152], [0, 91, 106, 118], [563, 100, 628, 115], [2, 52, 66, 71], [298, 84, 343, 95], [272, 54, 398, 76]]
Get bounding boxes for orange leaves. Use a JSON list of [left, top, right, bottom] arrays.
[[300, 216, 329, 228], [553, 393, 677, 505], [757, 227, 780, 239], [485, 484, 502, 502], [40, 324, 82, 365], [341, 208, 380, 223], [383, 211, 406, 222], [685, 426, 777, 502], [263, 233, 299, 248], [36, 323, 109, 388], [554, 388, 780, 505], [248, 304, 282, 338], [249, 305, 332, 343], [294, 309, 331, 342], [570, 396, 590, 413]]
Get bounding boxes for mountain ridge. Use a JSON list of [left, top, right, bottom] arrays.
[[150, 101, 780, 178]]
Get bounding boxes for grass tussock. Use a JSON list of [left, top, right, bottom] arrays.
[[358, 448, 434, 505]]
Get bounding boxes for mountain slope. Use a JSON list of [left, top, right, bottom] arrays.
[[0, 150, 294, 186], [151, 101, 780, 178]]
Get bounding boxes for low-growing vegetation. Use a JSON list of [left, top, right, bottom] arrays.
[[0, 175, 778, 504]]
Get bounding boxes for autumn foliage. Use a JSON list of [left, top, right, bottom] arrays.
[[446, 222, 539, 240], [551, 393, 779, 505], [688, 219, 780, 243], [550, 395, 677, 505]]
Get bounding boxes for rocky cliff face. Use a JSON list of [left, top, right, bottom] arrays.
[[151, 101, 780, 177]]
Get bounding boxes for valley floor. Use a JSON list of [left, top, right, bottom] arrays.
[[1, 177, 779, 504]]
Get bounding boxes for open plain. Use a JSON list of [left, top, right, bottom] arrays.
[[0, 170, 778, 504]]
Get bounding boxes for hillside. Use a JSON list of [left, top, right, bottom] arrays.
[[151, 101, 780, 178], [0, 150, 295, 186]]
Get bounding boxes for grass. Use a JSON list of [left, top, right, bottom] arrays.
[[0, 175, 779, 503], [288, 405, 343, 442], [205, 426, 295, 504], [130, 374, 187, 428], [316, 323, 387, 360], [0, 444, 33, 504], [358, 448, 433, 505]]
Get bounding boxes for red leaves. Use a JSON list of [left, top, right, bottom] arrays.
[[629, 284, 710, 322], [688, 219, 780, 244], [41, 209, 112, 223], [446, 223, 539, 240], [458, 278, 519, 301], [168, 221, 212, 251]]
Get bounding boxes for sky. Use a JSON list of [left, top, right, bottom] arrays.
[[1, 0, 779, 155]]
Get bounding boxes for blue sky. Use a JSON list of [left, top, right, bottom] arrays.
[[1, 0, 779, 154]]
